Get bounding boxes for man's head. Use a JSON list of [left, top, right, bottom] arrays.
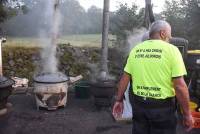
[[149, 20, 172, 42]]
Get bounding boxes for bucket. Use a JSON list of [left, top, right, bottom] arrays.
[[189, 101, 198, 111], [192, 111, 200, 128], [75, 81, 90, 99], [180, 101, 198, 113]]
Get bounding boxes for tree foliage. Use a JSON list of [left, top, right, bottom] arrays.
[[185, 0, 200, 47], [0, 1, 7, 22], [87, 6, 102, 34], [1, 0, 199, 49], [162, 0, 200, 48], [110, 3, 144, 41], [0, 0, 24, 23], [162, 0, 187, 37], [0, 0, 103, 36]]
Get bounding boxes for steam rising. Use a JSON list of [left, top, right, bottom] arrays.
[[126, 28, 147, 53], [87, 28, 147, 82], [87, 63, 115, 82], [39, 0, 62, 74]]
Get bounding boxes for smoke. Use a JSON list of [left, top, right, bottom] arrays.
[[87, 63, 115, 82], [126, 28, 147, 53], [87, 28, 147, 82], [38, 0, 62, 74]]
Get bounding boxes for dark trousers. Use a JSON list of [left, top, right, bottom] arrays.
[[131, 96, 177, 134]]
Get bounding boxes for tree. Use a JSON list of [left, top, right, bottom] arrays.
[[110, 3, 142, 41], [1, 0, 103, 36], [0, 0, 7, 23], [185, 0, 200, 48], [87, 6, 102, 34], [0, 0, 27, 35], [162, 0, 200, 48], [162, 0, 187, 37], [0, 0, 23, 23], [60, 0, 87, 34], [0, 0, 46, 36]]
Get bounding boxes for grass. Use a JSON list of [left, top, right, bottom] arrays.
[[4, 37, 41, 47], [4, 34, 116, 48]]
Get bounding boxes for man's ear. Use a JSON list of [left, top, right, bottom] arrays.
[[160, 30, 167, 40]]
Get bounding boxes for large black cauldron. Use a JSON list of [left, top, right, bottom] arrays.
[[0, 76, 14, 110], [90, 80, 115, 107]]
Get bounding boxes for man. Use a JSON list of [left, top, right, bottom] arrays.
[[112, 20, 194, 134]]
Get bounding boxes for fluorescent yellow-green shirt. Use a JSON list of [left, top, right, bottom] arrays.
[[124, 40, 187, 99]]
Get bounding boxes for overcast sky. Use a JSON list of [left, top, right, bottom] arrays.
[[78, 0, 167, 13]]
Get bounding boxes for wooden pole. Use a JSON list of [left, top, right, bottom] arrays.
[[0, 38, 5, 76], [0, 39, 2, 76], [100, 0, 110, 79], [144, 0, 155, 29], [51, 0, 60, 46]]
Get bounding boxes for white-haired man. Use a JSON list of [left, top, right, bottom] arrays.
[[113, 20, 194, 134]]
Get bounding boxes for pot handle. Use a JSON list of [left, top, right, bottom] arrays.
[[68, 75, 83, 85]]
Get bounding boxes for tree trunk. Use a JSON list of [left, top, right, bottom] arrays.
[[100, 0, 110, 80]]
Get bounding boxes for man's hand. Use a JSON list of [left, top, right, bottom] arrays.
[[173, 76, 194, 131], [183, 114, 194, 132], [112, 72, 130, 118], [112, 101, 124, 118]]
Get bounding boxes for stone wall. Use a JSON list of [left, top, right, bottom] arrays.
[[2, 44, 124, 85]]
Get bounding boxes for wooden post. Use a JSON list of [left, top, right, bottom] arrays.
[[100, 0, 110, 79], [51, 0, 60, 46], [144, 0, 155, 29], [0, 39, 4, 76], [0, 38, 6, 76]]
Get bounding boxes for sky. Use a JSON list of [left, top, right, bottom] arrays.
[[78, 0, 166, 13]]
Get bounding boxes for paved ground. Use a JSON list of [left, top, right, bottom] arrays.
[[0, 92, 200, 134], [0, 93, 131, 134]]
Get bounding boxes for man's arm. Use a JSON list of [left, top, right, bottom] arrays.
[[112, 72, 131, 117], [173, 76, 190, 116], [173, 76, 194, 131], [116, 72, 131, 101]]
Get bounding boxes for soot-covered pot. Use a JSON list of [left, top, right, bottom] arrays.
[[33, 72, 69, 110]]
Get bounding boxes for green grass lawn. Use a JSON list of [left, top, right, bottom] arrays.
[[4, 34, 116, 48]]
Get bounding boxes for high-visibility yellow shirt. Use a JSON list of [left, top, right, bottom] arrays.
[[124, 40, 187, 99]]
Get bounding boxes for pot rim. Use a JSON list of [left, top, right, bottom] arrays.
[[33, 72, 69, 83], [89, 80, 116, 88], [34, 80, 68, 84]]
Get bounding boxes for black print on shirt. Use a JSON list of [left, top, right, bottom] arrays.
[[136, 85, 162, 98], [135, 49, 163, 59]]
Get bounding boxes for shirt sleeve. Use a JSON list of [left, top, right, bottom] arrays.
[[171, 47, 187, 78], [124, 54, 132, 75]]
